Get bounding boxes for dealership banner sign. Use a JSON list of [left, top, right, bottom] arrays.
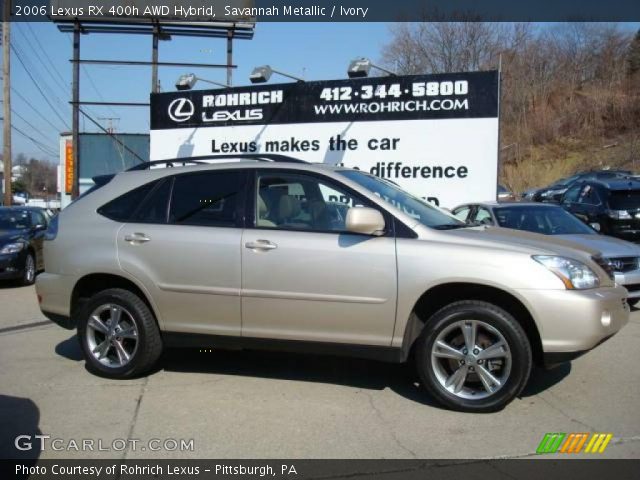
[[150, 71, 499, 207]]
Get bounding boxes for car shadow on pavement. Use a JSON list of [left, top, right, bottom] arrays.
[[0, 394, 41, 465], [53, 336, 573, 410], [55, 335, 84, 361]]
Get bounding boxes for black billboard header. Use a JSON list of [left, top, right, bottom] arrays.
[[150, 71, 499, 130]]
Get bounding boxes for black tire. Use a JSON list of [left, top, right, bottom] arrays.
[[629, 299, 640, 309], [415, 300, 532, 413], [78, 288, 162, 379], [20, 252, 36, 286]]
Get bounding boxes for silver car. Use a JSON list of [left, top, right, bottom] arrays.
[[452, 201, 640, 306], [36, 156, 629, 412]]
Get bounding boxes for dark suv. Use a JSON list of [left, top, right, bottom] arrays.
[[560, 179, 640, 241]]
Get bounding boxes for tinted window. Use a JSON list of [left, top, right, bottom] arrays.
[[577, 185, 601, 205], [256, 172, 367, 232], [495, 206, 593, 235], [609, 191, 640, 210], [452, 206, 471, 222], [131, 179, 171, 224], [98, 181, 158, 222], [475, 207, 494, 225], [169, 171, 242, 227], [563, 185, 582, 203], [30, 211, 47, 227]]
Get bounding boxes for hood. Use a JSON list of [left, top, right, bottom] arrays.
[[555, 234, 640, 258], [431, 225, 601, 259], [0, 230, 26, 245]]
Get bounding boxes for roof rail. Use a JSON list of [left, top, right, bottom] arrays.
[[126, 154, 308, 171]]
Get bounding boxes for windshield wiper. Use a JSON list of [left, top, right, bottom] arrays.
[[432, 224, 467, 230]]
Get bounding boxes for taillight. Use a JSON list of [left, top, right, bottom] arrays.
[[44, 215, 59, 241]]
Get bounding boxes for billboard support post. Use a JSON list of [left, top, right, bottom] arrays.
[[151, 25, 159, 93], [227, 29, 233, 86], [71, 21, 80, 199]]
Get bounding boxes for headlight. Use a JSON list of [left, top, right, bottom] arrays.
[[607, 209, 632, 219], [0, 242, 25, 254], [533, 255, 600, 289]]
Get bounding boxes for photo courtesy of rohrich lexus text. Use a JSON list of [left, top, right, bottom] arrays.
[[1, 0, 640, 479]]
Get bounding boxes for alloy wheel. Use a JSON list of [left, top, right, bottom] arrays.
[[430, 319, 512, 400], [85, 304, 139, 368]]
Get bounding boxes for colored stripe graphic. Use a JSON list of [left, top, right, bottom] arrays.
[[537, 433, 566, 454], [538, 433, 614, 454]]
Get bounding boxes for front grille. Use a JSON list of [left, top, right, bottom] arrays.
[[593, 256, 615, 280], [603, 256, 640, 273]]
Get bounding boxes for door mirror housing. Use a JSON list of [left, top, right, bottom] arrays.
[[589, 222, 601, 232], [346, 207, 385, 236]]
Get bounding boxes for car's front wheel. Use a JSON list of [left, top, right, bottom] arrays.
[[21, 252, 36, 286], [415, 300, 532, 412], [78, 288, 162, 378]]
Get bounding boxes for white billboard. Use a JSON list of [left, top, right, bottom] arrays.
[[150, 71, 500, 208]]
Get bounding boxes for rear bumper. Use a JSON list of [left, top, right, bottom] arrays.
[[35, 272, 75, 321], [516, 285, 629, 357]]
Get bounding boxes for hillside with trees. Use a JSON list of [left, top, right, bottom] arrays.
[[381, 23, 640, 194]]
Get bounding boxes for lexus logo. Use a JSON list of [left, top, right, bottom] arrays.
[[168, 98, 195, 122]]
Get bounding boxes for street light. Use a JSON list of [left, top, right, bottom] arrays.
[[175, 73, 230, 91], [347, 58, 397, 78], [249, 65, 304, 84]]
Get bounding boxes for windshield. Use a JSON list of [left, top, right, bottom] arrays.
[[339, 170, 465, 229], [494, 205, 594, 235], [609, 191, 640, 210], [0, 210, 30, 230]]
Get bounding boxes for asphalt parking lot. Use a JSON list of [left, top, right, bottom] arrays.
[[1, 283, 639, 460]]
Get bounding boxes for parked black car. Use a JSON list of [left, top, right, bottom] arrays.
[[0, 207, 49, 285], [526, 169, 633, 203], [560, 179, 640, 242]]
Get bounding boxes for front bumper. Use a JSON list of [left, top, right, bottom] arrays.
[[614, 270, 640, 300], [0, 252, 25, 280], [516, 285, 629, 360]]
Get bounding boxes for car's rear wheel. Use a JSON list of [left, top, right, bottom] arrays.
[[415, 300, 532, 412], [78, 288, 162, 378], [21, 252, 36, 286]]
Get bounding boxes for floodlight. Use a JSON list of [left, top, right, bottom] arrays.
[[250, 65, 304, 84], [347, 57, 397, 78], [175, 73, 229, 91]]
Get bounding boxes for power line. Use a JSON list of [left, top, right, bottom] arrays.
[[11, 107, 58, 145], [16, 24, 68, 93], [1, 118, 58, 157], [11, 86, 66, 132], [10, 43, 70, 129], [24, 23, 69, 90]]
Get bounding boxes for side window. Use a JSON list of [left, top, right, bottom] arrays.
[[256, 172, 367, 232], [98, 181, 158, 222], [452, 206, 471, 222], [131, 179, 172, 224], [563, 185, 582, 204], [475, 207, 494, 225], [169, 171, 242, 227], [30, 211, 47, 227], [578, 185, 601, 205]]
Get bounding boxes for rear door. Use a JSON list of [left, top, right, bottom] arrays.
[[240, 170, 398, 346], [115, 170, 246, 336]]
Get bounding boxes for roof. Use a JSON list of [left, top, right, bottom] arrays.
[[585, 178, 640, 190], [455, 201, 559, 209]]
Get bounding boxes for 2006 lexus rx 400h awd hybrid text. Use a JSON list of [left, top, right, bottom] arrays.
[[36, 156, 629, 412]]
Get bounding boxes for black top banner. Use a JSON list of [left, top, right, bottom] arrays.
[[150, 71, 499, 130], [4, 0, 640, 22]]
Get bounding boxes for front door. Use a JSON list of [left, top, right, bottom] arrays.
[[241, 170, 398, 346]]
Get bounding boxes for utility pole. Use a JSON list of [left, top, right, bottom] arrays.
[[2, 0, 11, 206]]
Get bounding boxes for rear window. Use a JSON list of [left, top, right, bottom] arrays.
[[98, 181, 159, 222], [608, 191, 640, 210]]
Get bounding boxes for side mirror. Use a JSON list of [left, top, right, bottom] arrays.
[[346, 207, 385, 236], [34, 224, 46, 231], [590, 222, 601, 232]]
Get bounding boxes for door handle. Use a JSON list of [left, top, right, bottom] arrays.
[[124, 233, 151, 244], [245, 239, 277, 251]]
